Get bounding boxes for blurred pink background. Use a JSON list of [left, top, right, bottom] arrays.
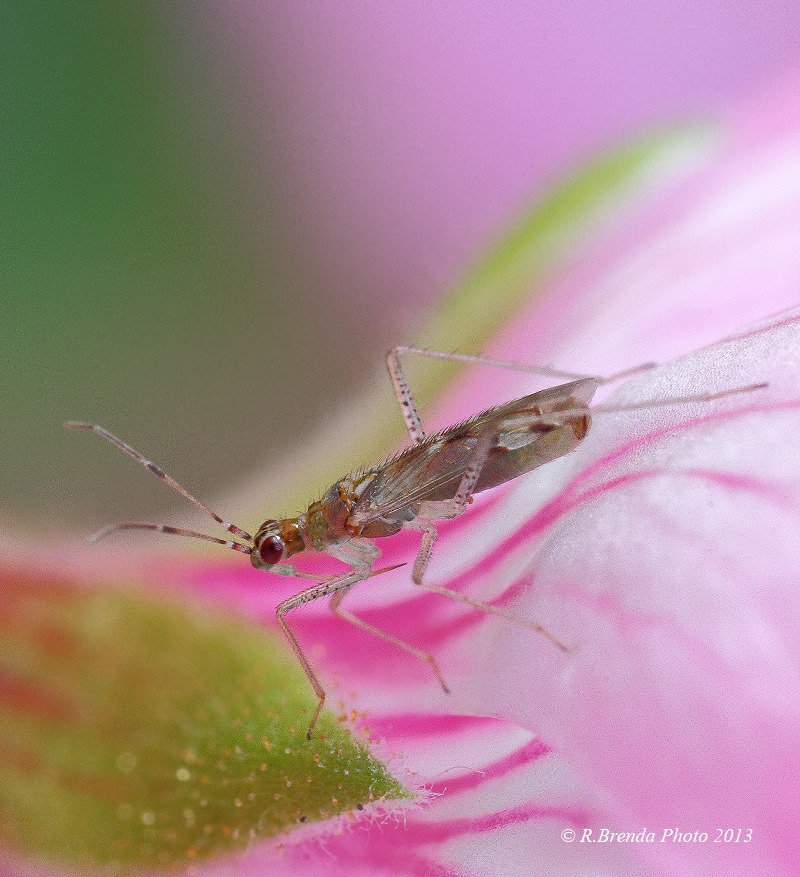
[[188, 2, 800, 326]]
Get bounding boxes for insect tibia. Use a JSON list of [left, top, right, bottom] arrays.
[[416, 578, 568, 651]]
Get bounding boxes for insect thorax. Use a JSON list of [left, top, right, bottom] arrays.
[[304, 470, 400, 548]]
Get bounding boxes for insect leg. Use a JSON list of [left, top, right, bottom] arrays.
[[276, 569, 369, 740], [416, 425, 498, 527], [535, 381, 767, 430], [395, 425, 497, 585], [404, 427, 566, 650], [322, 538, 451, 692], [385, 348, 428, 444], [397, 427, 497, 585], [387, 345, 657, 398], [590, 382, 768, 415], [329, 585, 450, 693], [406, 519, 567, 651]]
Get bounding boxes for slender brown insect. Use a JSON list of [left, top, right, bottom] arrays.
[[66, 347, 765, 738]]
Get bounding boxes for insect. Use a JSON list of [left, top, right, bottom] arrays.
[[66, 347, 765, 738]]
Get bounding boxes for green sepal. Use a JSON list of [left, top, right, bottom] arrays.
[[0, 570, 408, 870]]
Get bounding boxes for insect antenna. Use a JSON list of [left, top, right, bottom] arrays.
[[90, 521, 253, 554], [64, 422, 254, 544], [89, 521, 253, 554]]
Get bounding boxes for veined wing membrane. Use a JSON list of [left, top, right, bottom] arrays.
[[353, 380, 597, 524]]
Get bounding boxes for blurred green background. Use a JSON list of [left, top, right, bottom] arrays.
[[2, 4, 397, 534]]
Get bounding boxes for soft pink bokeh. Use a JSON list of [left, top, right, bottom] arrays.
[[188, 2, 800, 330]]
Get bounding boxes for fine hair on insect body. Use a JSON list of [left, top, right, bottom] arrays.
[[66, 347, 766, 738]]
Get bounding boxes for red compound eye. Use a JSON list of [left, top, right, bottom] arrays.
[[258, 535, 284, 566]]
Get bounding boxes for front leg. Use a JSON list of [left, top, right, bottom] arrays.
[[321, 538, 450, 693], [276, 567, 370, 740]]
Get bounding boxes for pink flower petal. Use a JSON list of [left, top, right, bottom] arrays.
[[202, 80, 800, 876], [442, 311, 800, 876]]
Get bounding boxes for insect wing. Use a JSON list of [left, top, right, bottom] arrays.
[[354, 379, 598, 523], [353, 438, 462, 522]]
